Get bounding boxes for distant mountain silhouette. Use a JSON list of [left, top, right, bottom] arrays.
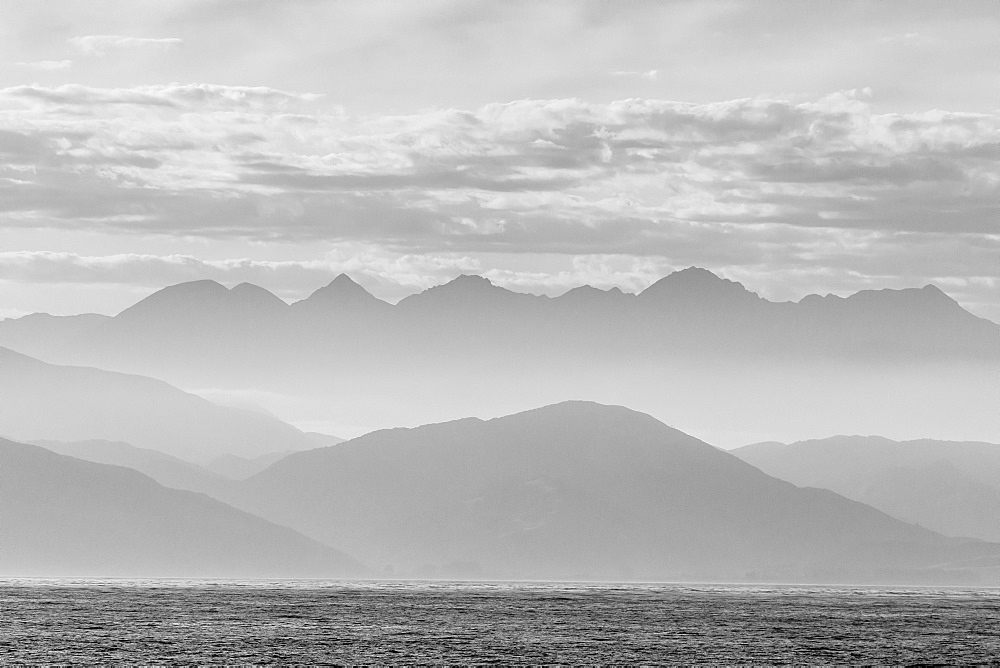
[[0, 438, 364, 578], [397, 274, 546, 314], [733, 436, 1000, 542], [206, 450, 301, 480], [225, 402, 1000, 584], [305, 432, 347, 447], [291, 274, 392, 317], [285, 274, 395, 357], [0, 347, 316, 462], [30, 438, 227, 495], [115, 279, 288, 323], [96, 279, 292, 383], [0, 312, 108, 359], [8, 268, 992, 374], [1, 269, 995, 445], [638, 266, 764, 310]]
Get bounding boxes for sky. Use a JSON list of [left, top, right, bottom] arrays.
[[1, 0, 998, 321]]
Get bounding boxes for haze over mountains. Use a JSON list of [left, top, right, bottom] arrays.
[[734, 437, 1000, 542], [1, 268, 995, 445], [2, 270, 997, 583], [220, 402, 1000, 584], [0, 347, 317, 462]]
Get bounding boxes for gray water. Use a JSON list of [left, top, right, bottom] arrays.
[[2, 580, 998, 664]]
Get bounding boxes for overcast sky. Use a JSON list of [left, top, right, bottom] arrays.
[[1, 0, 998, 320]]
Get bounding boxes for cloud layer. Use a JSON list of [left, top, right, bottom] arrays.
[[69, 35, 183, 56], [1, 85, 997, 242], [0, 84, 997, 319]]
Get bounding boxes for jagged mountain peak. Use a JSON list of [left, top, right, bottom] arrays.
[[308, 273, 370, 295], [327, 273, 366, 290], [294, 274, 387, 310], [397, 273, 539, 309], [639, 267, 760, 303], [798, 283, 971, 318], [442, 274, 499, 290], [557, 284, 629, 301]]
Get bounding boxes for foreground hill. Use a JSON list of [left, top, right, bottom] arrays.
[[227, 402, 1000, 584], [733, 436, 1000, 542], [0, 348, 316, 462], [0, 439, 364, 578]]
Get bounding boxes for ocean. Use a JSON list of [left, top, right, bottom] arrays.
[[2, 580, 998, 664]]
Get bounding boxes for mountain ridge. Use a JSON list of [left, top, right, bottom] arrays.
[[5, 266, 989, 321], [2, 269, 994, 447]]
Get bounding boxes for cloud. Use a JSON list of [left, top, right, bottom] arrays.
[[69, 35, 183, 56], [13, 60, 73, 71], [612, 69, 659, 81], [0, 251, 328, 292], [2, 83, 321, 109], [0, 86, 995, 242], [0, 249, 476, 303]]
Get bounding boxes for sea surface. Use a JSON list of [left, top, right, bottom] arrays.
[[1, 579, 998, 664]]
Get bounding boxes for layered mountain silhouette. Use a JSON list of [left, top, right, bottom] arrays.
[[0, 347, 316, 462], [733, 436, 1000, 542], [30, 438, 228, 495], [2, 268, 994, 445], [31, 436, 340, 487], [0, 438, 364, 578], [0, 311, 109, 360], [206, 450, 301, 481], [5, 270, 995, 583], [223, 402, 1000, 584]]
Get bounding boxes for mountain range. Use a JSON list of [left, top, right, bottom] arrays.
[[4, 268, 994, 370], [2, 268, 995, 445]]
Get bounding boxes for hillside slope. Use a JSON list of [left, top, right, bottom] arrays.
[[0, 439, 365, 578], [733, 436, 1000, 541]]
